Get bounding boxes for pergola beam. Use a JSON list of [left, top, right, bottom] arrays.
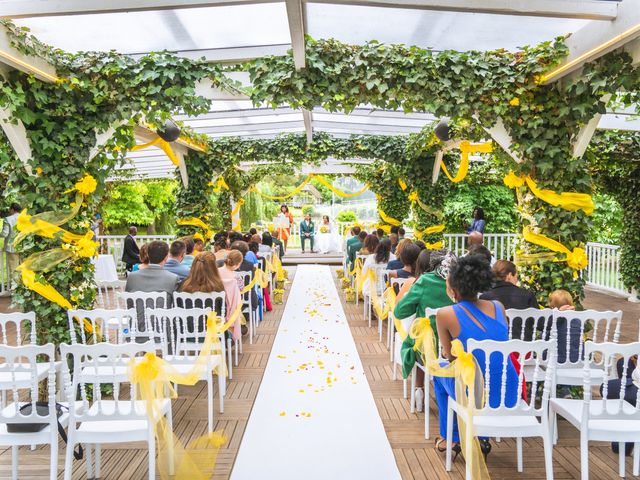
[[542, 0, 640, 83], [0, 26, 58, 82], [128, 44, 291, 63], [0, 0, 618, 20]]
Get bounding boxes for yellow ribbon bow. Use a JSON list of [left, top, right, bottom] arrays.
[[523, 227, 588, 271], [504, 171, 594, 215], [440, 141, 493, 183], [131, 137, 180, 167], [176, 217, 213, 241]]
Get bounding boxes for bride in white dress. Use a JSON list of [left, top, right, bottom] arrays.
[[316, 215, 342, 254]]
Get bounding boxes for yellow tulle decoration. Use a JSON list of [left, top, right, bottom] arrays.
[[129, 314, 231, 479], [131, 137, 180, 167], [378, 209, 401, 226], [176, 218, 213, 241], [440, 141, 493, 184], [413, 224, 445, 241], [523, 227, 588, 271], [504, 171, 594, 215], [210, 176, 230, 193], [74, 174, 97, 195]]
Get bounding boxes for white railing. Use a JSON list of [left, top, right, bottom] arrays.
[[584, 242, 627, 295], [97, 235, 174, 272], [442, 233, 518, 260]]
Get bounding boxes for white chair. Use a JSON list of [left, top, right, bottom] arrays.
[[385, 278, 408, 347], [146, 307, 225, 433], [118, 291, 171, 340], [549, 341, 640, 479], [173, 291, 233, 379], [408, 307, 441, 438], [354, 254, 368, 305], [95, 280, 125, 309], [0, 343, 60, 480], [506, 308, 554, 378], [235, 271, 258, 346], [60, 341, 170, 480], [363, 265, 388, 327], [550, 309, 622, 389], [67, 308, 137, 345], [446, 339, 556, 480]]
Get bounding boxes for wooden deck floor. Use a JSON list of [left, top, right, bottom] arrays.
[[0, 268, 638, 479]]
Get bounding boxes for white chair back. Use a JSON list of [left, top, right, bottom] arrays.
[[372, 265, 389, 294], [467, 338, 556, 416], [0, 312, 36, 346], [506, 308, 554, 341], [390, 277, 407, 291], [145, 307, 212, 358], [95, 280, 124, 309], [60, 341, 157, 423], [173, 291, 226, 318], [551, 309, 622, 367], [584, 341, 640, 421], [235, 271, 254, 310], [118, 291, 170, 337], [0, 344, 56, 427], [67, 308, 137, 344]]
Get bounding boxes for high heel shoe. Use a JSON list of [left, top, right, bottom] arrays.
[[479, 439, 492, 460], [435, 437, 462, 461]]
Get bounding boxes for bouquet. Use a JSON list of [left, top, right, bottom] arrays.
[[344, 288, 356, 303], [340, 277, 351, 289], [336, 268, 344, 279], [320, 226, 329, 233], [275, 279, 286, 290]]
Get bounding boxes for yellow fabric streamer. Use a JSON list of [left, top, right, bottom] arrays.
[[251, 174, 369, 201], [231, 199, 245, 232], [413, 224, 445, 243], [271, 252, 286, 282], [408, 318, 490, 480], [241, 268, 269, 294], [210, 176, 230, 194], [504, 171, 594, 216], [176, 218, 213, 241], [378, 208, 402, 226], [131, 137, 180, 167], [129, 314, 229, 479], [250, 177, 313, 201], [522, 227, 588, 271], [364, 270, 397, 321], [309, 175, 370, 198], [440, 141, 493, 184]]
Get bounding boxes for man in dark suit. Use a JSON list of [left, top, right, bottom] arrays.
[[300, 214, 315, 253], [122, 226, 140, 273], [347, 230, 367, 272]]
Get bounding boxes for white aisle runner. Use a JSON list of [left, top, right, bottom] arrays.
[[231, 265, 401, 480]]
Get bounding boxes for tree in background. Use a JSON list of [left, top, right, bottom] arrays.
[[100, 179, 177, 234]]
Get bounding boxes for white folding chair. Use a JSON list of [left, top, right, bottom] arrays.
[[95, 280, 125, 309], [67, 308, 137, 345], [354, 254, 368, 305], [146, 307, 225, 433], [60, 341, 170, 480], [0, 344, 60, 480], [173, 291, 232, 379], [550, 341, 640, 479], [235, 271, 258, 346], [446, 339, 556, 480]]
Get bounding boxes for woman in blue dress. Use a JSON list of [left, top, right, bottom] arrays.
[[433, 254, 519, 459], [466, 207, 486, 234]]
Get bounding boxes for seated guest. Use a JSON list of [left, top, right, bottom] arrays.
[[549, 289, 575, 311], [376, 228, 385, 239], [433, 255, 519, 457], [271, 230, 285, 258], [398, 227, 405, 240], [360, 233, 379, 256], [468, 243, 496, 267], [346, 226, 362, 254], [389, 233, 399, 254], [261, 232, 274, 253], [467, 231, 484, 250], [347, 230, 366, 271], [193, 237, 205, 255], [362, 238, 395, 294], [181, 236, 196, 268], [164, 240, 190, 280], [247, 241, 260, 265], [480, 260, 538, 310], [253, 233, 271, 254], [414, 240, 426, 251], [125, 241, 179, 296], [230, 240, 259, 309], [229, 231, 244, 243], [132, 243, 149, 272], [387, 238, 411, 270], [390, 225, 400, 236], [214, 238, 230, 264], [388, 242, 420, 279], [218, 250, 247, 338], [179, 251, 241, 339], [249, 227, 258, 236], [394, 250, 455, 411]]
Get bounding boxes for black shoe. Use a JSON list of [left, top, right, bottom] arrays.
[[479, 439, 492, 460], [241, 325, 248, 336]]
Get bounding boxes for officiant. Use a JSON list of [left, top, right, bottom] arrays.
[[300, 214, 316, 253]]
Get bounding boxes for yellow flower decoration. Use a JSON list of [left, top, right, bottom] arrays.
[[35, 167, 43, 176], [74, 174, 97, 195], [509, 97, 520, 106], [408, 191, 419, 203], [74, 231, 99, 258], [565, 247, 588, 271]]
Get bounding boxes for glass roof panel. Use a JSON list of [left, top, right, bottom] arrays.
[[305, 4, 591, 51], [14, 3, 290, 55]]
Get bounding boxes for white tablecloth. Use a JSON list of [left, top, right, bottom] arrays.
[[94, 255, 119, 283], [231, 265, 401, 480]]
